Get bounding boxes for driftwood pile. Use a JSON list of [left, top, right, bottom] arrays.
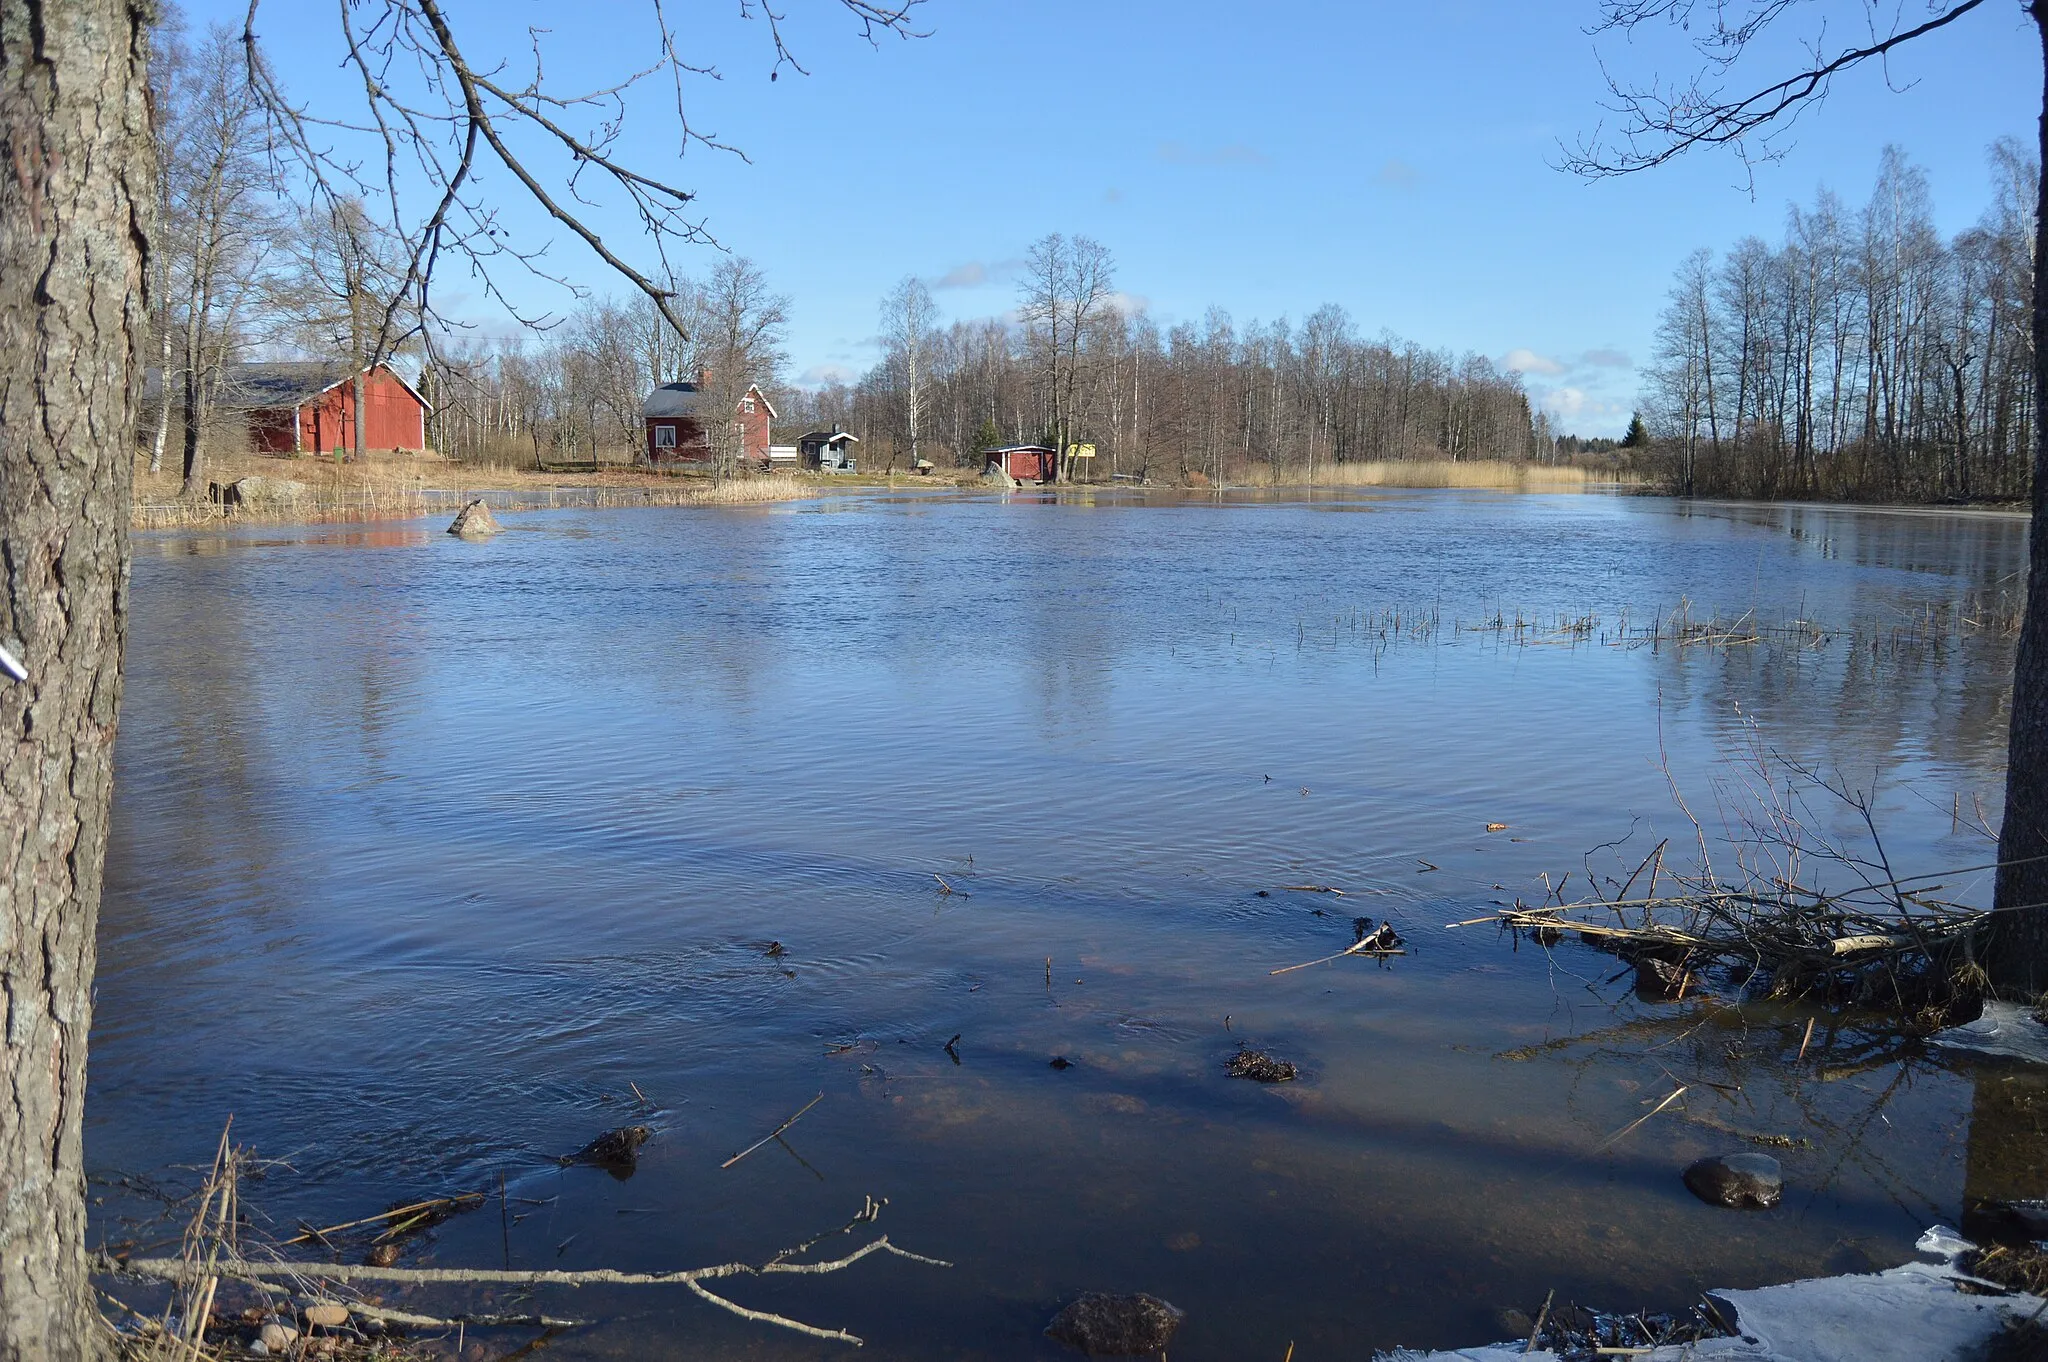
[[1460, 827, 1994, 1027]]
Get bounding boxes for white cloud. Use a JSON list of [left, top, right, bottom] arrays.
[[933, 258, 1025, 290], [1100, 291, 1150, 317], [1580, 348, 1632, 369], [1376, 158, 1421, 189], [1156, 141, 1269, 168], [1503, 347, 1568, 377], [1535, 385, 1630, 433]]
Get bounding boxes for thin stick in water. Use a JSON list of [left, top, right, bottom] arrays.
[[723, 1094, 824, 1170]]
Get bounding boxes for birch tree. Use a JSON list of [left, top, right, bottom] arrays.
[[881, 275, 939, 467]]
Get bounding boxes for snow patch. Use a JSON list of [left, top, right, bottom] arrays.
[[1377, 1227, 2038, 1362]]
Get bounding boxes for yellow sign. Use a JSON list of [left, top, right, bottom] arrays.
[[1067, 443, 1097, 459]]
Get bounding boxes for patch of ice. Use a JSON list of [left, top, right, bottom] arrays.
[[1931, 1000, 2048, 1063], [1377, 1248, 2038, 1362], [1916, 1224, 1976, 1262]]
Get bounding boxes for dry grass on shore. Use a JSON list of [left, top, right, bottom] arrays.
[[1239, 459, 1630, 491], [129, 451, 810, 529]]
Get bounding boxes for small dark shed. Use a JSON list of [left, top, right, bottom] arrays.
[[798, 429, 860, 472], [984, 444, 1058, 484]]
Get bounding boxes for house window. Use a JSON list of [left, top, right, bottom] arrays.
[[741, 398, 755, 414], [654, 425, 677, 449]]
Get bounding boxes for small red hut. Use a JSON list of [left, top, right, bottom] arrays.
[[984, 444, 1058, 484], [214, 362, 431, 456]]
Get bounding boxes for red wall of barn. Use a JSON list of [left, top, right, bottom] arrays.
[[274, 368, 427, 455]]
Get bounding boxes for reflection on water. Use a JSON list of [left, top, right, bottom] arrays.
[[96, 491, 2028, 1357]]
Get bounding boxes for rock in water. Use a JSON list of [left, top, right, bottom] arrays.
[[228, 475, 311, 505], [1226, 1048, 1297, 1083], [564, 1124, 651, 1174], [1045, 1292, 1186, 1356], [448, 498, 501, 538], [302, 1302, 349, 1328], [1683, 1153, 1783, 1208]]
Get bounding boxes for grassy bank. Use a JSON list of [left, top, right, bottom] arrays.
[[1234, 459, 1635, 491], [129, 452, 812, 530]]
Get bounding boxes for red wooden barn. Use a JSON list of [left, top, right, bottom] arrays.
[[643, 378, 777, 464], [984, 444, 1059, 484], [213, 362, 431, 456]]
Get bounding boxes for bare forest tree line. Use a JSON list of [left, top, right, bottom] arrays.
[[798, 233, 1551, 482], [1643, 141, 2039, 502]]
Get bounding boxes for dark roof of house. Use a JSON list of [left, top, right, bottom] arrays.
[[644, 381, 779, 421], [141, 362, 431, 412], [216, 363, 354, 409], [985, 444, 1057, 454], [643, 381, 705, 419], [798, 430, 859, 445]]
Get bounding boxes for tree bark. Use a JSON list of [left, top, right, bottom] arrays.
[[0, 1, 150, 1358], [1992, 5, 2048, 994]]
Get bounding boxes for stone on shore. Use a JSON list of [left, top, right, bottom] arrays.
[[448, 499, 501, 538], [302, 1302, 349, 1328], [258, 1321, 299, 1350], [1045, 1292, 1185, 1357], [225, 475, 311, 505], [1684, 1153, 1783, 1209]]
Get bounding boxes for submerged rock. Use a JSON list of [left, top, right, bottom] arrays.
[[1226, 1048, 1297, 1083], [1684, 1152, 1783, 1209], [564, 1124, 651, 1175], [1045, 1291, 1185, 1356], [448, 498, 501, 538]]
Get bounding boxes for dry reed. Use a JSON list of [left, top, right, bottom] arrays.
[[1234, 460, 1633, 491]]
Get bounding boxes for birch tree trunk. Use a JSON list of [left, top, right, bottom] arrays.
[[0, 2, 151, 1359]]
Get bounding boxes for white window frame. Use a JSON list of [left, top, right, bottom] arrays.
[[654, 424, 678, 449]]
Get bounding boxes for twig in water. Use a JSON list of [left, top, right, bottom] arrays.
[[1588, 1085, 1689, 1158], [1416, 858, 1439, 873], [723, 1094, 824, 1170], [1270, 940, 1406, 976], [283, 1193, 484, 1247], [933, 873, 954, 896], [100, 1198, 950, 1349], [1796, 1016, 1817, 1064], [1282, 884, 1346, 896], [944, 1034, 962, 1064], [1526, 1289, 1554, 1354]]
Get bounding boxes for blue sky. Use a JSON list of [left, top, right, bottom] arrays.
[[209, 1, 2040, 437]]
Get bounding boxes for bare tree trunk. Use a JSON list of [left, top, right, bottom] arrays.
[[0, 1, 151, 1358], [1993, 5, 2048, 993], [147, 309, 170, 474]]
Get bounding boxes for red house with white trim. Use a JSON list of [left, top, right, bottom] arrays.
[[643, 379, 776, 465]]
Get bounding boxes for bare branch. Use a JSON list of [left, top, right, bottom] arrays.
[[1565, 0, 1990, 179]]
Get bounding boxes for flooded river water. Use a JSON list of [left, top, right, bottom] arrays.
[[93, 488, 2030, 1358]]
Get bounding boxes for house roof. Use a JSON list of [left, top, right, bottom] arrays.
[[985, 444, 1057, 455], [798, 430, 860, 446], [643, 381, 705, 419], [644, 381, 778, 420], [144, 362, 432, 413]]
